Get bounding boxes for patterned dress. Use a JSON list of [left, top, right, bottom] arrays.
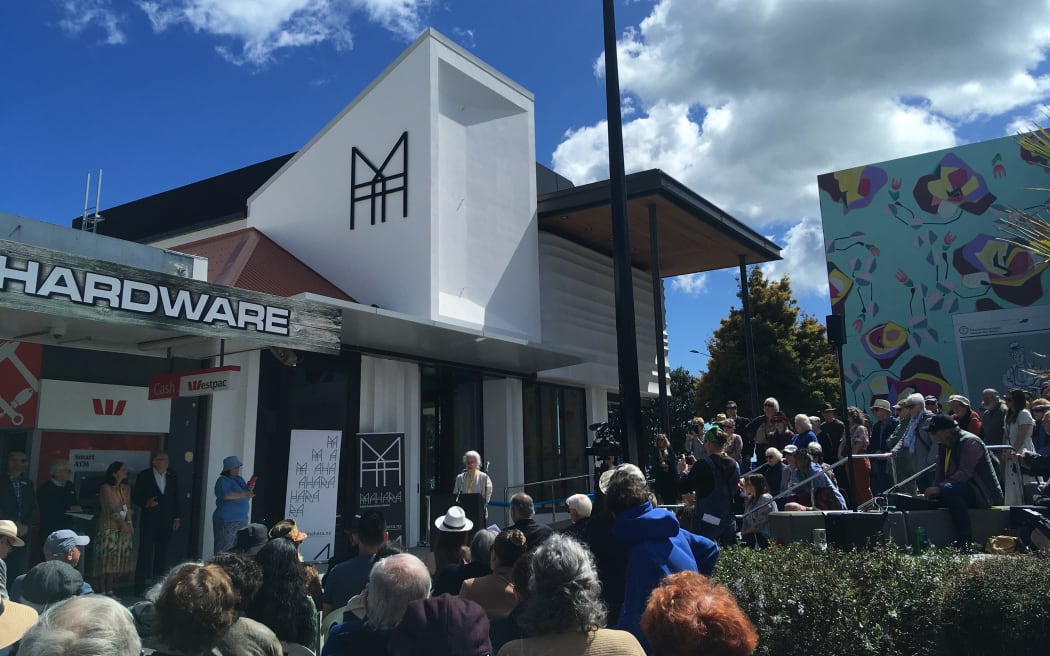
[[95, 482, 133, 576]]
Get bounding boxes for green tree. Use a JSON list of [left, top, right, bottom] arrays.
[[642, 366, 699, 453], [694, 267, 840, 419]]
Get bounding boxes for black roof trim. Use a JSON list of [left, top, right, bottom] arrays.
[[72, 153, 295, 243]]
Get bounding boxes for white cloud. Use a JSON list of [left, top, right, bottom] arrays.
[[761, 216, 828, 298], [58, 0, 127, 45], [135, 0, 430, 66], [669, 272, 708, 297], [451, 27, 475, 49], [552, 0, 1050, 227]]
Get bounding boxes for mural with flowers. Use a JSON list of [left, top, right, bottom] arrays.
[[818, 134, 1050, 409]]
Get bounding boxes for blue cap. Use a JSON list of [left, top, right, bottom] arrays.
[[223, 456, 243, 470], [43, 530, 89, 558]]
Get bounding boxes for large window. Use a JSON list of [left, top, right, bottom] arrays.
[[522, 383, 588, 503]]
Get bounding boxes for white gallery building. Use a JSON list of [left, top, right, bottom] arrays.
[[0, 30, 778, 560]]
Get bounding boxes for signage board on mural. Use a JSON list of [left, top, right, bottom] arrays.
[[38, 379, 172, 433], [357, 432, 406, 546], [0, 238, 342, 354], [148, 365, 242, 400], [0, 340, 42, 428], [284, 430, 342, 562], [952, 307, 1050, 400]]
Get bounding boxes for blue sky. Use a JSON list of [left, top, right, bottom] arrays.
[[5, 0, 1050, 381]]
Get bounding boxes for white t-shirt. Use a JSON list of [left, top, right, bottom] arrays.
[[1006, 408, 1035, 452]]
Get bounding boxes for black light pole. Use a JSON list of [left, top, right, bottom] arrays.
[[602, 0, 644, 465], [738, 257, 760, 417], [649, 204, 670, 438], [826, 314, 856, 510]]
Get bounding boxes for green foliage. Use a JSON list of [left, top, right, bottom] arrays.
[[714, 542, 965, 656], [694, 267, 840, 418], [641, 366, 698, 453], [938, 554, 1050, 655]]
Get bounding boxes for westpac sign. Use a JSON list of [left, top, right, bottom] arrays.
[[149, 365, 241, 400]]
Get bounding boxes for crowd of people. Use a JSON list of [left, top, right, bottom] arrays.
[[2, 385, 1043, 653], [0, 478, 759, 655], [646, 383, 1050, 550]]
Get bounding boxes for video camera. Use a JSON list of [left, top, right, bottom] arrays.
[[585, 421, 622, 458]]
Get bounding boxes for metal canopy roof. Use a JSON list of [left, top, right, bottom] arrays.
[[300, 294, 584, 376], [537, 169, 781, 277]]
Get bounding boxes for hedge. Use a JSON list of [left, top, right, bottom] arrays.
[[712, 542, 1047, 656]]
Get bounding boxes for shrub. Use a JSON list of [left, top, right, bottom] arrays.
[[714, 542, 964, 656], [938, 554, 1050, 655]]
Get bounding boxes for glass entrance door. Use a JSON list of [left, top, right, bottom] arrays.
[[419, 366, 483, 542]]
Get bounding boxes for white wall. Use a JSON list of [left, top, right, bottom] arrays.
[[482, 377, 524, 524], [248, 30, 541, 341], [200, 350, 260, 559], [248, 39, 433, 317], [434, 59, 539, 339], [536, 232, 662, 393], [358, 356, 421, 546]]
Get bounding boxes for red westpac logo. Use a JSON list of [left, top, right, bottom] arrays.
[[92, 399, 127, 416]]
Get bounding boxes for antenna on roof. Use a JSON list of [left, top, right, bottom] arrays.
[[81, 169, 104, 233]]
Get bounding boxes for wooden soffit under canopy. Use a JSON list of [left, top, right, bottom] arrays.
[[537, 169, 781, 277]]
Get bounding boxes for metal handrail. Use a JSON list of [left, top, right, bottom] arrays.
[[856, 463, 937, 511], [502, 473, 593, 526], [854, 443, 1020, 511], [741, 453, 896, 517]]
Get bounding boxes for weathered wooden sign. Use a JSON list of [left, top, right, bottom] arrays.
[[0, 238, 342, 354]]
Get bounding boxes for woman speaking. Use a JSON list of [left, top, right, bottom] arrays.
[[452, 450, 493, 516]]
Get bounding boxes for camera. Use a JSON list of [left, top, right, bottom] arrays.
[[585, 421, 622, 458]]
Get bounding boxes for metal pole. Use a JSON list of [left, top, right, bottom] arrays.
[[738, 256, 760, 417], [835, 341, 857, 510], [602, 0, 643, 465], [649, 204, 670, 437]]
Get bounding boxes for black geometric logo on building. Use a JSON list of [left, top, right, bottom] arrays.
[[350, 131, 408, 230]]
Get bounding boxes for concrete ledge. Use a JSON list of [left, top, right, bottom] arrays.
[[769, 511, 826, 545], [770, 510, 908, 548], [901, 507, 1011, 547]]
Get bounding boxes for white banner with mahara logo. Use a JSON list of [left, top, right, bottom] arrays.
[[284, 430, 342, 562]]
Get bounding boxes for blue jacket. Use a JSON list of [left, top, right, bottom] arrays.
[[613, 501, 719, 652]]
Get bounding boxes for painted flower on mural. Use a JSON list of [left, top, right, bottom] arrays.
[[818, 166, 888, 214], [913, 153, 997, 218], [894, 268, 914, 288], [861, 321, 910, 368], [827, 261, 854, 314], [952, 233, 1049, 306], [992, 153, 1007, 179], [943, 231, 958, 250], [889, 178, 902, 201], [885, 202, 924, 228], [884, 355, 958, 406], [869, 244, 880, 257], [906, 313, 939, 350]]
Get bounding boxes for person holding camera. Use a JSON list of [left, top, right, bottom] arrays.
[[677, 428, 740, 546]]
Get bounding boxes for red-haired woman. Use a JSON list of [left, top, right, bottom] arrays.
[[641, 570, 757, 656]]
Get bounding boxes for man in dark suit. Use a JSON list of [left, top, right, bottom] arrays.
[[503, 492, 552, 550], [0, 451, 35, 580], [132, 451, 180, 595]]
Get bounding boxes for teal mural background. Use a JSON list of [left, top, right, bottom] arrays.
[[817, 134, 1050, 409]]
